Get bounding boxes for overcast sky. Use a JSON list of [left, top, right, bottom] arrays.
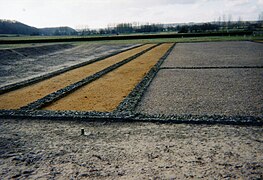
[[1, 0, 262, 29]]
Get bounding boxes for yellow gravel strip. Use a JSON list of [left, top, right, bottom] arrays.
[[44, 43, 173, 112], [0, 44, 155, 110]]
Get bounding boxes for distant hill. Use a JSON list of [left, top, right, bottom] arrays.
[[0, 19, 40, 35], [0, 19, 77, 36], [40, 27, 77, 36]]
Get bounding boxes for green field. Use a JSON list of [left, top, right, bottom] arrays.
[[0, 35, 262, 49]]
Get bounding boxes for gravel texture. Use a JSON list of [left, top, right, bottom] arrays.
[[0, 44, 149, 110], [25, 44, 158, 111], [43, 44, 172, 112], [0, 109, 261, 125], [0, 41, 262, 179], [136, 69, 263, 116], [115, 43, 176, 114], [0, 43, 138, 87], [0, 118, 262, 179], [0, 44, 73, 60], [162, 41, 263, 68]]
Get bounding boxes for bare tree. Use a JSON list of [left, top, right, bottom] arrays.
[[258, 11, 263, 26], [237, 16, 243, 28], [222, 14, 226, 27], [227, 14, 232, 28], [218, 16, 221, 26]]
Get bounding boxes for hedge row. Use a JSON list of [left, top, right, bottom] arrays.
[[0, 31, 253, 44]]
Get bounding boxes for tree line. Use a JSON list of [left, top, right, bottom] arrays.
[[79, 12, 263, 35], [79, 21, 262, 35]]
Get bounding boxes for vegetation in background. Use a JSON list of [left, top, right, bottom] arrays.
[[1, 12, 263, 37], [0, 12, 262, 45], [0, 20, 77, 36], [79, 13, 263, 36], [0, 35, 262, 49], [80, 20, 263, 36], [0, 19, 39, 35]]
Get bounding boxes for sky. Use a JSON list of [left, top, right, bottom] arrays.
[[0, 0, 262, 29]]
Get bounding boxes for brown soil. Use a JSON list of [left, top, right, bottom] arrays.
[[0, 44, 154, 110], [44, 43, 173, 112]]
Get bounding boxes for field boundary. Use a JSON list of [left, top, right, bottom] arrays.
[[1, 41, 262, 126], [20, 44, 160, 110], [0, 31, 253, 44], [0, 110, 261, 126], [0, 44, 143, 95], [161, 66, 263, 69], [114, 43, 176, 114]]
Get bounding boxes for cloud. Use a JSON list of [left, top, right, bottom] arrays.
[[258, 0, 263, 5], [0, 0, 262, 28], [223, 0, 250, 7], [157, 0, 199, 4]]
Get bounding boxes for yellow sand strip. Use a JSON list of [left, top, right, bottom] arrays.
[[0, 44, 155, 109], [44, 43, 173, 112]]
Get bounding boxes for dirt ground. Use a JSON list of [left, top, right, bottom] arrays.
[[44, 43, 173, 112], [0, 44, 152, 110], [0, 43, 138, 87], [0, 41, 262, 179], [0, 118, 262, 179]]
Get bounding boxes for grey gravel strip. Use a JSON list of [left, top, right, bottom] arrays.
[[134, 113, 263, 126], [20, 44, 161, 111], [161, 66, 263, 69], [0, 110, 125, 120], [0, 110, 262, 126], [0, 44, 144, 95], [114, 43, 176, 115]]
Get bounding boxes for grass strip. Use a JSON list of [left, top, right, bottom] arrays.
[[0, 31, 253, 44]]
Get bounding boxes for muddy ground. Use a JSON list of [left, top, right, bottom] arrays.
[[0, 43, 137, 87], [0, 118, 262, 179]]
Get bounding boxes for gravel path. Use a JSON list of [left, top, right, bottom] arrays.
[[0, 43, 138, 87], [0, 118, 262, 179], [136, 69, 263, 116], [162, 41, 263, 67]]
